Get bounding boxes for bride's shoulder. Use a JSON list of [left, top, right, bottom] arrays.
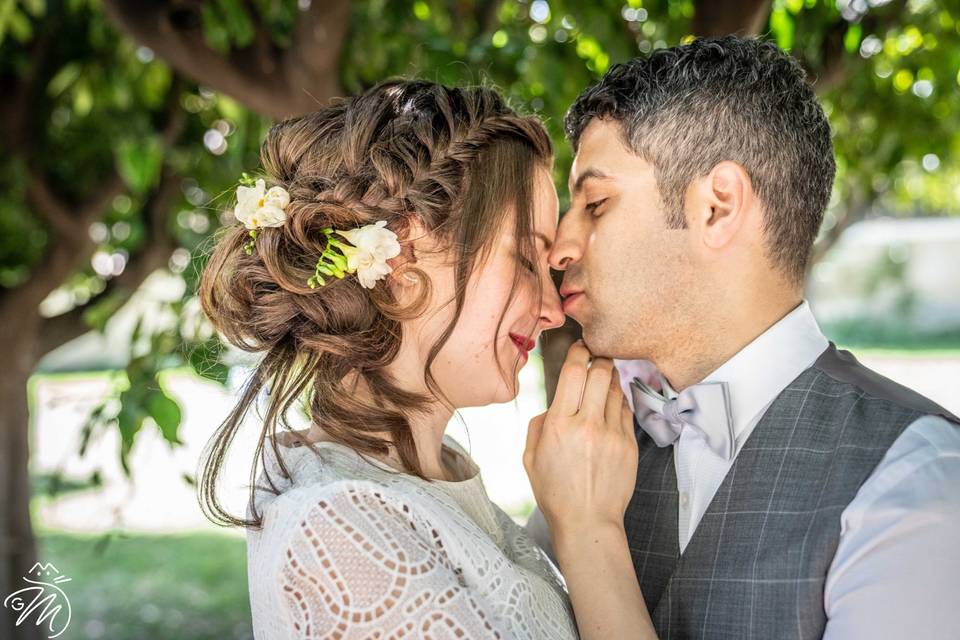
[[266, 424, 331, 449], [262, 477, 445, 542]]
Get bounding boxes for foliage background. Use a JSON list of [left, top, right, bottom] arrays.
[[2, 1, 958, 638]]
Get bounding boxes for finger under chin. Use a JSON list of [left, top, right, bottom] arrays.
[[525, 413, 545, 463], [604, 366, 625, 425], [581, 357, 614, 418], [553, 341, 591, 415]]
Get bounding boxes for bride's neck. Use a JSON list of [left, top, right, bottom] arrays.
[[341, 369, 455, 481]]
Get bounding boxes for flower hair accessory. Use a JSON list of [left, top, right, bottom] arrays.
[[233, 173, 290, 254], [308, 220, 402, 290]]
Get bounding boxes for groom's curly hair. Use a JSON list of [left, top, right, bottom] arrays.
[[197, 79, 552, 529], [565, 36, 836, 286]]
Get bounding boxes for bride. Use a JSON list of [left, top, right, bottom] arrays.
[[198, 78, 654, 639]]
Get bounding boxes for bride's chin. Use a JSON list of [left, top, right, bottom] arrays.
[[487, 369, 522, 404]]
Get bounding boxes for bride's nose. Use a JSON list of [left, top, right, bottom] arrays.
[[539, 279, 565, 330]]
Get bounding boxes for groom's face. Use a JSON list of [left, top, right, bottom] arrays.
[[549, 119, 697, 361]]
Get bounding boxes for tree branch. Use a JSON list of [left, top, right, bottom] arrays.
[[0, 17, 53, 153], [18, 158, 127, 311], [475, 0, 503, 36], [284, 0, 351, 115], [692, 0, 772, 37], [102, 0, 284, 117], [3, 76, 187, 316], [801, 0, 908, 94], [37, 165, 183, 356], [103, 0, 350, 119]]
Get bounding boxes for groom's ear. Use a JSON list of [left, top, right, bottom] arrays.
[[687, 160, 755, 251]]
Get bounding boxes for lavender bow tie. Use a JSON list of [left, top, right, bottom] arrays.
[[630, 376, 736, 460]]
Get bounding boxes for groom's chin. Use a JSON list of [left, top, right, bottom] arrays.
[[577, 327, 622, 360]]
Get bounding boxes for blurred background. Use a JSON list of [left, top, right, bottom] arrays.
[[2, 0, 959, 638]]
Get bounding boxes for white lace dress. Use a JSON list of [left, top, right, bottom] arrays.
[[246, 433, 578, 639]]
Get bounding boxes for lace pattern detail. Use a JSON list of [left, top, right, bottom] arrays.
[[247, 438, 578, 640], [281, 482, 509, 639]]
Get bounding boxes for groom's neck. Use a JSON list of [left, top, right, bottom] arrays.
[[658, 291, 803, 392]]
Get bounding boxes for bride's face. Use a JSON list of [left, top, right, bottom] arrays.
[[407, 167, 564, 408]]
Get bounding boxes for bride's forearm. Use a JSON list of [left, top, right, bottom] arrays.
[[555, 522, 657, 640]]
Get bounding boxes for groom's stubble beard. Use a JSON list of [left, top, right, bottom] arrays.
[[580, 244, 701, 366]]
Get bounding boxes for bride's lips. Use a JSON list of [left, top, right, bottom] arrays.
[[509, 333, 535, 358]]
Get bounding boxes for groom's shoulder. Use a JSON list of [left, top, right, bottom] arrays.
[[808, 342, 959, 425]]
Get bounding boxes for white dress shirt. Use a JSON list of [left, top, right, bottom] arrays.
[[614, 300, 960, 639]]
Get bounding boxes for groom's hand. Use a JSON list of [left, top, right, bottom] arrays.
[[523, 340, 638, 543]]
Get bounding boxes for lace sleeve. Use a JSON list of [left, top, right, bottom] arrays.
[[277, 480, 513, 639]]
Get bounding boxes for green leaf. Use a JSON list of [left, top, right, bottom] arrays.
[[146, 390, 183, 445], [81, 291, 128, 334], [115, 135, 163, 192], [188, 339, 230, 385], [7, 7, 32, 43], [0, 0, 16, 45], [72, 78, 93, 116], [23, 0, 45, 17], [770, 8, 795, 52], [216, 0, 255, 48], [116, 398, 145, 475], [844, 23, 863, 55], [201, 3, 231, 53]]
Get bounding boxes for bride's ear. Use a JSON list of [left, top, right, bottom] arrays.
[[388, 215, 426, 287]]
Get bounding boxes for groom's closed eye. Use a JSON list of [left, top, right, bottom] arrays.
[[585, 198, 608, 216]]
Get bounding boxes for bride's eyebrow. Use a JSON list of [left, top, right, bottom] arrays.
[[534, 232, 553, 251]]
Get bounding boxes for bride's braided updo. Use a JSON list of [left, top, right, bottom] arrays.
[[198, 79, 553, 528]]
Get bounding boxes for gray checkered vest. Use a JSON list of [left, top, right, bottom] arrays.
[[624, 342, 959, 639]]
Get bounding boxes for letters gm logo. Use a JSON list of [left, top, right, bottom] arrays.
[[3, 562, 72, 638]]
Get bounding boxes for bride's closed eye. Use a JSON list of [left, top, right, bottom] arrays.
[[516, 254, 539, 275]]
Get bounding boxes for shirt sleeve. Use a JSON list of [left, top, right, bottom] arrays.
[[276, 479, 512, 639], [823, 414, 960, 640]]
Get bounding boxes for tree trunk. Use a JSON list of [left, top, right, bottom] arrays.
[[691, 0, 771, 38], [0, 3, 348, 633], [0, 305, 43, 640]]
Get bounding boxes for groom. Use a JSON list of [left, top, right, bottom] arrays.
[[529, 36, 960, 638]]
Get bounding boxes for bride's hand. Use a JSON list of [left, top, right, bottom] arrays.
[[523, 339, 639, 543]]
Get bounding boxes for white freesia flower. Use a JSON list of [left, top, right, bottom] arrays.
[[234, 179, 290, 230], [336, 220, 402, 289]]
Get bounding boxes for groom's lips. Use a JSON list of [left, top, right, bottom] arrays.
[[560, 287, 584, 314]]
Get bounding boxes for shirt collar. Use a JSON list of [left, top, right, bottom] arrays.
[[690, 299, 829, 440], [618, 300, 829, 439]]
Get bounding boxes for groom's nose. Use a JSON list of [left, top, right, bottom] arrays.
[[548, 211, 585, 271]]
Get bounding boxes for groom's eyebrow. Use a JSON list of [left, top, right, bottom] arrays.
[[569, 168, 611, 196]]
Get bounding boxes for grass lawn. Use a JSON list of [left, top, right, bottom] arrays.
[[825, 320, 960, 355], [36, 526, 252, 640]]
